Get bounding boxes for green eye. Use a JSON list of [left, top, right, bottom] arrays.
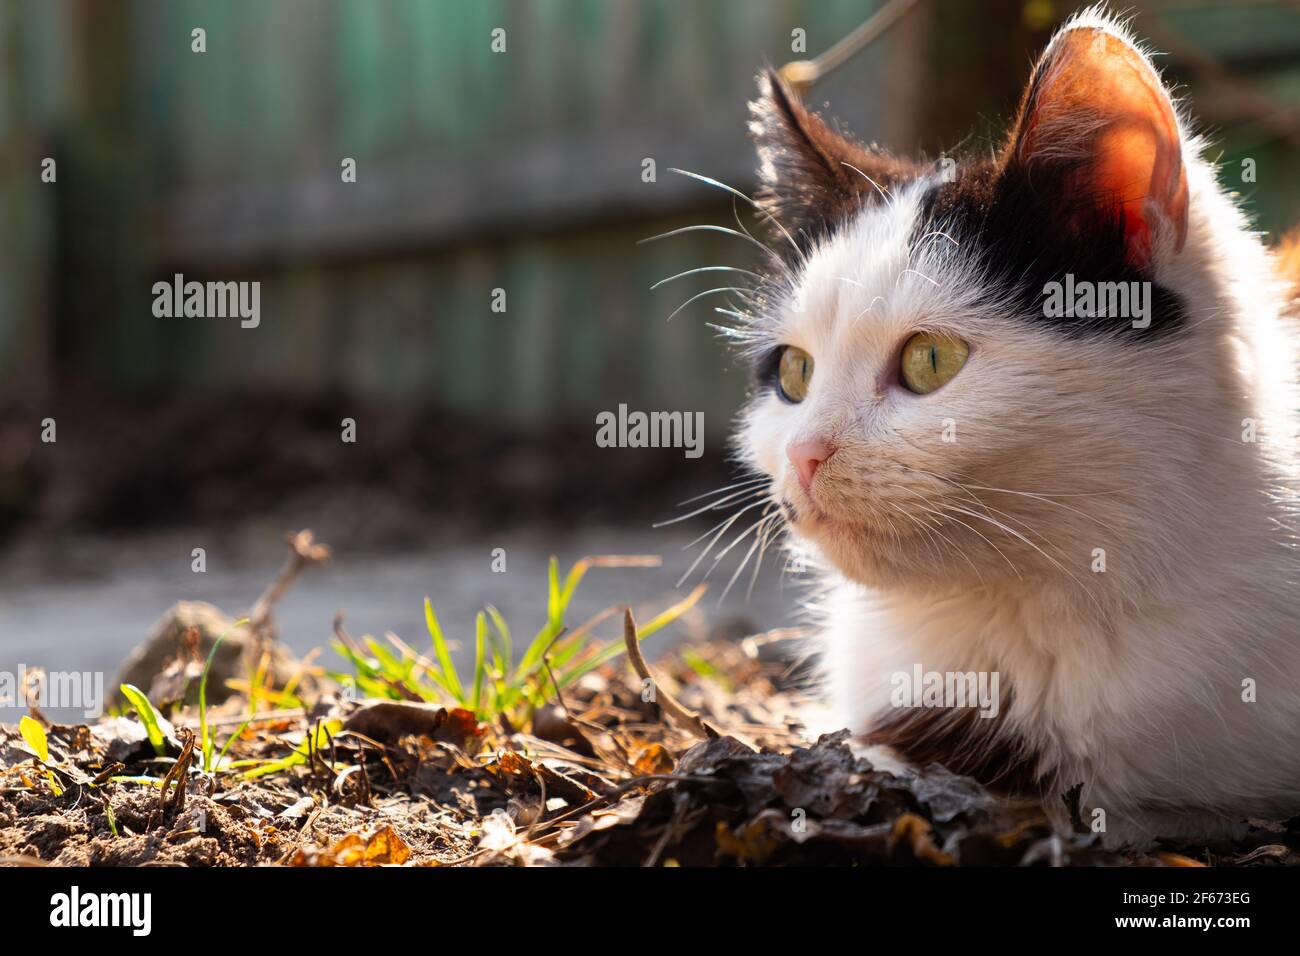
[[900, 332, 969, 394], [777, 345, 814, 403]]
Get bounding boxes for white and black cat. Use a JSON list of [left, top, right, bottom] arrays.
[[728, 7, 1300, 845]]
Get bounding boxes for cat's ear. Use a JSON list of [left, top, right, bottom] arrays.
[[1002, 18, 1188, 269], [749, 69, 918, 248]]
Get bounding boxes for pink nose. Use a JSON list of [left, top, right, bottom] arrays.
[[787, 438, 837, 493]]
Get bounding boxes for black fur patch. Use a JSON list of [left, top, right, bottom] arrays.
[[914, 162, 1187, 340], [749, 69, 920, 256], [866, 684, 1042, 795]]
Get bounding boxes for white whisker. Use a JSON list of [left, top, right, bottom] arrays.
[[637, 224, 780, 262], [840, 161, 889, 202], [650, 265, 763, 291], [667, 286, 754, 322]]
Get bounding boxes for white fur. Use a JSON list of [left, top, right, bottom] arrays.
[[737, 9, 1300, 846]]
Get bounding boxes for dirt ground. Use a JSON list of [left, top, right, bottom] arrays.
[[5, 630, 1300, 868]]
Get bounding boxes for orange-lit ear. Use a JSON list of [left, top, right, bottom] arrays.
[[1007, 24, 1188, 269]]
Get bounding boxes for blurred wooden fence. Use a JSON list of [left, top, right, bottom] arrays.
[[1, 0, 1297, 431]]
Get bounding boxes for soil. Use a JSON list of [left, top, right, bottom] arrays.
[[5, 636, 1299, 867]]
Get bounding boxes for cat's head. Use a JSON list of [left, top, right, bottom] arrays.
[[735, 9, 1229, 595]]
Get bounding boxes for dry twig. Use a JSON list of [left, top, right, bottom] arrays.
[[622, 608, 716, 741], [248, 530, 332, 641]]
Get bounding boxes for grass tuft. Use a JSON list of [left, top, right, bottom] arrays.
[[331, 555, 704, 728]]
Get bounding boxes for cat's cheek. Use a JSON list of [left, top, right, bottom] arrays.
[[739, 400, 789, 480]]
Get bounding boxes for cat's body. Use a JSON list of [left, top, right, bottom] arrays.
[[732, 7, 1300, 846]]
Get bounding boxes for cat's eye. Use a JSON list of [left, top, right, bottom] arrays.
[[900, 332, 969, 394], [776, 345, 814, 403]]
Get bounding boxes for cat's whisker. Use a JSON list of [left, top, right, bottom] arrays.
[[919, 502, 1024, 580], [680, 494, 770, 548], [656, 485, 768, 529], [928, 478, 1061, 549], [945, 479, 1118, 499], [937, 502, 1107, 614], [637, 224, 783, 264], [916, 229, 960, 247], [719, 506, 781, 603], [840, 161, 889, 203], [908, 464, 1119, 524], [668, 167, 807, 267], [650, 265, 764, 291], [955, 481, 1121, 534], [854, 295, 887, 320], [666, 286, 755, 322], [673, 475, 770, 509], [897, 267, 940, 288], [708, 509, 780, 572], [893, 502, 985, 584], [710, 322, 764, 344], [736, 508, 783, 600], [675, 496, 773, 587], [728, 195, 795, 295], [747, 509, 787, 600], [901, 512, 949, 570]]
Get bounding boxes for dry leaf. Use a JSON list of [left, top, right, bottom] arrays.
[[285, 824, 412, 867]]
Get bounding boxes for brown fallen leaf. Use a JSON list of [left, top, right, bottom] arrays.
[[715, 818, 784, 865], [492, 750, 600, 805], [284, 824, 412, 866], [342, 701, 483, 749], [889, 813, 956, 866], [631, 742, 674, 776], [363, 824, 412, 865]]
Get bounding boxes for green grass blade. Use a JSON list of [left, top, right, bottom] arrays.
[[241, 718, 341, 781], [424, 598, 465, 703], [109, 775, 166, 787], [514, 621, 561, 687], [214, 717, 255, 773], [470, 612, 488, 713], [485, 605, 511, 671], [364, 635, 412, 681], [546, 556, 561, 623], [558, 584, 706, 690], [558, 558, 591, 609], [200, 618, 248, 773], [119, 683, 168, 756]]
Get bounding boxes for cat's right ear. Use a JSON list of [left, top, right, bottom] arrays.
[[749, 69, 917, 251]]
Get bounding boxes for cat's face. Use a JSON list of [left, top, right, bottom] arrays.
[[736, 15, 1204, 593]]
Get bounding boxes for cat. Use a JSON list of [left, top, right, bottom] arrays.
[[730, 6, 1300, 847]]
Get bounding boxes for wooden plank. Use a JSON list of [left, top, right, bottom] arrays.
[[150, 118, 757, 267]]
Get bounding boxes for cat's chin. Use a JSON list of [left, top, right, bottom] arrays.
[[789, 509, 935, 591]]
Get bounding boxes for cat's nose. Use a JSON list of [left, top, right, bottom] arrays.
[[787, 438, 837, 493]]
